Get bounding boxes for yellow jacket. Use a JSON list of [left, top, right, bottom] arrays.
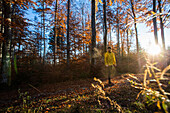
[[104, 52, 116, 66]]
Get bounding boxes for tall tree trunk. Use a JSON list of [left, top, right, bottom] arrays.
[[130, 0, 140, 70], [121, 34, 124, 57], [10, 3, 16, 82], [91, 0, 96, 66], [66, 0, 70, 66], [0, 0, 3, 60], [130, 0, 139, 53], [153, 0, 158, 44], [40, 12, 43, 62], [86, 15, 90, 54], [126, 15, 129, 55], [127, 29, 129, 54], [116, 8, 120, 57], [43, 0, 46, 64], [1, 0, 11, 85], [103, 0, 107, 53], [109, 24, 111, 45], [158, 0, 166, 68], [10, 3, 16, 58], [134, 23, 139, 53], [82, 2, 85, 54], [158, 0, 165, 50], [54, 0, 58, 66]]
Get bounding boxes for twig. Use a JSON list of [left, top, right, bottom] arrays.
[[28, 84, 41, 93]]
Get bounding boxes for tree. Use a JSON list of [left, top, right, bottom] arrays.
[[158, 0, 165, 50], [130, 0, 139, 54], [54, 0, 58, 66], [42, 0, 46, 64], [1, 0, 11, 85], [103, 0, 107, 53], [126, 15, 130, 54], [49, 27, 64, 54], [91, 0, 96, 66], [66, 0, 70, 66], [129, 0, 141, 70], [153, 0, 158, 44], [116, 2, 120, 57], [0, 0, 3, 59]]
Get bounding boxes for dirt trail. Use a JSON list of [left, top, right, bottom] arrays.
[[0, 75, 147, 108]]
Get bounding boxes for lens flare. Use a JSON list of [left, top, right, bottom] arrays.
[[147, 44, 161, 56]]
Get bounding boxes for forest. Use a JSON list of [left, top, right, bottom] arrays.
[[0, 0, 170, 112]]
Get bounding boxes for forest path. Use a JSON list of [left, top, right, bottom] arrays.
[[0, 74, 142, 109]]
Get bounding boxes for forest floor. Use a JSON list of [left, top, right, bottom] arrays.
[[0, 74, 169, 113]]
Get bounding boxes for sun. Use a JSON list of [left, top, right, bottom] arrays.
[[146, 44, 161, 56]]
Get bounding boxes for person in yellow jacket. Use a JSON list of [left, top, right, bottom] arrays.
[[104, 46, 116, 84]]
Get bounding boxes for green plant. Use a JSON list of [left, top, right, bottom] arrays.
[[18, 89, 32, 112]]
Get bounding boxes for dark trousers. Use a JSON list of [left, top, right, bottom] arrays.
[[107, 65, 116, 84]]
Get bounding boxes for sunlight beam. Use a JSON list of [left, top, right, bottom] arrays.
[[146, 44, 161, 56]]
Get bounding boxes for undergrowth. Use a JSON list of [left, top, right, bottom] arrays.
[[0, 55, 170, 112], [122, 58, 170, 113]]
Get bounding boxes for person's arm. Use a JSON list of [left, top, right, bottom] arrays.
[[104, 53, 108, 66], [113, 53, 116, 66]]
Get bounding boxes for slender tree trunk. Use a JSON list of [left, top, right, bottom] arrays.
[[116, 3, 120, 57], [54, 0, 58, 66], [158, 0, 165, 50], [91, 0, 96, 66], [10, 3, 16, 83], [66, 0, 70, 66], [109, 24, 111, 45], [126, 15, 129, 55], [127, 29, 129, 55], [158, 0, 166, 68], [1, 0, 11, 85], [121, 34, 124, 57], [130, 0, 140, 70], [18, 35, 21, 51], [43, 0, 46, 64], [0, 0, 3, 61], [153, 0, 158, 44], [82, 2, 85, 54], [134, 23, 139, 53], [103, 0, 107, 53], [130, 0, 139, 53], [40, 13, 43, 62], [10, 4, 16, 58], [116, 15, 120, 57]]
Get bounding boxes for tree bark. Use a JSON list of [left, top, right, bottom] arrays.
[[130, 0, 140, 70], [0, 0, 3, 60], [153, 0, 158, 44], [127, 30, 129, 55], [10, 3, 16, 59], [1, 0, 11, 85], [66, 0, 70, 66], [91, 0, 96, 66], [158, 0, 165, 50], [109, 24, 111, 45], [82, 2, 85, 54], [40, 12, 43, 62], [116, 5, 120, 57], [121, 34, 124, 57], [103, 0, 107, 53], [43, 0, 46, 64], [130, 0, 139, 53], [54, 0, 58, 66], [126, 15, 129, 55]]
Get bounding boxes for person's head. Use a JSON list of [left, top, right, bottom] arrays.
[[107, 46, 112, 53]]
